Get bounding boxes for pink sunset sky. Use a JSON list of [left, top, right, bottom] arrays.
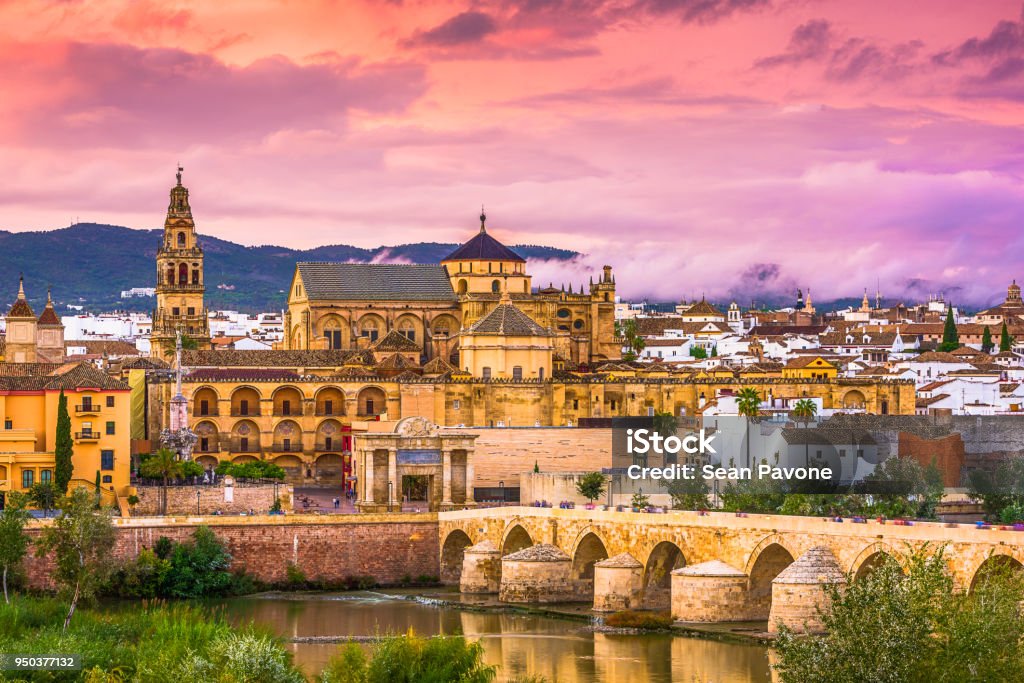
[[3, 0, 1024, 307]]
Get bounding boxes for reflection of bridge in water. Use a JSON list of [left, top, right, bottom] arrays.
[[439, 507, 1024, 622]]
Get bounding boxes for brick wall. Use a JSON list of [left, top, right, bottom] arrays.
[[132, 483, 294, 516], [24, 515, 439, 589], [898, 433, 965, 487], [471, 427, 612, 487]]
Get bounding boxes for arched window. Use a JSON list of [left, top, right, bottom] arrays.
[[191, 268, 200, 285], [177, 232, 186, 248], [166, 266, 175, 285], [361, 319, 380, 342], [458, 279, 468, 294], [491, 280, 501, 293], [178, 263, 188, 284]]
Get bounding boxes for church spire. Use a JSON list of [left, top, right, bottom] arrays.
[[479, 205, 487, 234], [17, 274, 25, 300]]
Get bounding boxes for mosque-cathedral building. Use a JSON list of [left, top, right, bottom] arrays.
[[131, 170, 911, 497]]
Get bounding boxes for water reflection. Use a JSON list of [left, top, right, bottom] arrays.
[[221, 592, 773, 682]]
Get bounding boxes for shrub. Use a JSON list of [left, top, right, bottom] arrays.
[[286, 562, 308, 588], [320, 633, 497, 683], [604, 610, 673, 629]]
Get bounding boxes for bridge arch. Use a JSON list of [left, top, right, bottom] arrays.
[[850, 543, 904, 582], [746, 535, 797, 619], [642, 540, 687, 608], [441, 529, 474, 585], [501, 523, 534, 556], [570, 530, 609, 591], [969, 551, 1024, 593]]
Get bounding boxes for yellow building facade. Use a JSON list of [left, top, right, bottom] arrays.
[[0, 362, 132, 506]]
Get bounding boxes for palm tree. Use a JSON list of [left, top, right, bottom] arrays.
[[736, 387, 761, 468], [138, 448, 183, 515], [791, 398, 818, 467]]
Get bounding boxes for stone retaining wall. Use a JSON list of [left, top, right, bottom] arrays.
[[132, 483, 293, 516]]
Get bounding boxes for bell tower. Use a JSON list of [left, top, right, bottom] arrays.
[[151, 166, 209, 360]]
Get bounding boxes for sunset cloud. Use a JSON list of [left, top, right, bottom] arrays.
[[1, 0, 1023, 308]]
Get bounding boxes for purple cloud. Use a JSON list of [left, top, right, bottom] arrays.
[[408, 11, 498, 46]]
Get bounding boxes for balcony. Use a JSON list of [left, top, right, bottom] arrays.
[[75, 431, 101, 441], [230, 411, 261, 418], [315, 409, 345, 417], [228, 442, 261, 454], [75, 404, 101, 415], [271, 443, 303, 453]]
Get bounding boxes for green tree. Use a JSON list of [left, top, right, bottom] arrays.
[[630, 491, 650, 510], [710, 346, 717, 357], [35, 487, 117, 632], [967, 457, 1024, 520], [575, 472, 607, 503], [689, 346, 707, 359], [736, 387, 761, 468], [937, 306, 959, 352], [28, 481, 57, 517], [981, 325, 994, 353], [139, 448, 183, 515], [54, 389, 74, 495], [773, 547, 1024, 683], [0, 492, 30, 603], [94, 470, 102, 508], [790, 398, 817, 424], [667, 475, 710, 510], [616, 319, 646, 361], [1000, 320, 1014, 352]]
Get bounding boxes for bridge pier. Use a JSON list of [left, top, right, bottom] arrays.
[[499, 544, 576, 603], [768, 546, 846, 634], [593, 553, 643, 611], [671, 560, 751, 622], [460, 540, 501, 594]]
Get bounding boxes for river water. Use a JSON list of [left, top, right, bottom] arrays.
[[220, 591, 774, 682]]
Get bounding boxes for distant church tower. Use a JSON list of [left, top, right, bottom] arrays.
[[151, 167, 209, 360]]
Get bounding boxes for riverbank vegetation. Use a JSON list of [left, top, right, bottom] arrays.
[[773, 547, 1024, 682], [319, 632, 497, 683]]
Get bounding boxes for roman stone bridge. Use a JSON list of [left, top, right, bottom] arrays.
[[439, 507, 1024, 615]]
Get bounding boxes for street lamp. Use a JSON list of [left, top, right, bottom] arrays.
[[196, 489, 201, 515], [388, 480, 393, 513], [498, 480, 505, 507]]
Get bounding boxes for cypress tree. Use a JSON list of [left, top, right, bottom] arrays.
[[1000, 321, 1014, 352], [938, 306, 959, 352], [54, 390, 74, 495], [982, 326, 994, 353]]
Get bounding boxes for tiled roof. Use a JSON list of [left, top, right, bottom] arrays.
[[121, 356, 170, 370], [442, 228, 525, 262], [37, 304, 61, 326], [372, 330, 421, 352], [422, 357, 455, 375], [683, 299, 723, 317], [466, 303, 551, 337], [0, 361, 128, 392], [296, 263, 456, 301], [7, 298, 33, 318], [375, 353, 420, 370], [65, 340, 140, 356], [634, 317, 684, 336], [785, 356, 835, 369]]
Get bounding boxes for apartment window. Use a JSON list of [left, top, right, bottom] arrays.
[[82, 422, 93, 435], [40, 470, 52, 483], [512, 366, 523, 380], [106, 421, 115, 435], [21, 470, 33, 488], [172, 307, 180, 316], [200, 400, 210, 416], [187, 307, 195, 316], [82, 396, 93, 408], [102, 475, 112, 484], [3, 419, 10, 430], [106, 396, 115, 408], [101, 450, 114, 470]]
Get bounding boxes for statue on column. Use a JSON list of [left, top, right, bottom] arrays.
[[159, 329, 198, 460]]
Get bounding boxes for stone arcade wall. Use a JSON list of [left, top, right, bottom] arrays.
[[24, 514, 438, 590]]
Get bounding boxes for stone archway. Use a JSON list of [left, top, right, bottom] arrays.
[[851, 544, 903, 582], [501, 524, 533, 556], [571, 531, 609, 594], [747, 540, 796, 619], [970, 553, 1024, 592], [441, 529, 473, 585], [643, 540, 686, 608], [842, 389, 866, 409]]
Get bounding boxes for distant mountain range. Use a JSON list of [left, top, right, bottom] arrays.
[[0, 223, 578, 313]]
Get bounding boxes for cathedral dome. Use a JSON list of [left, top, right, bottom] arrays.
[[442, 211, 525, 263]]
